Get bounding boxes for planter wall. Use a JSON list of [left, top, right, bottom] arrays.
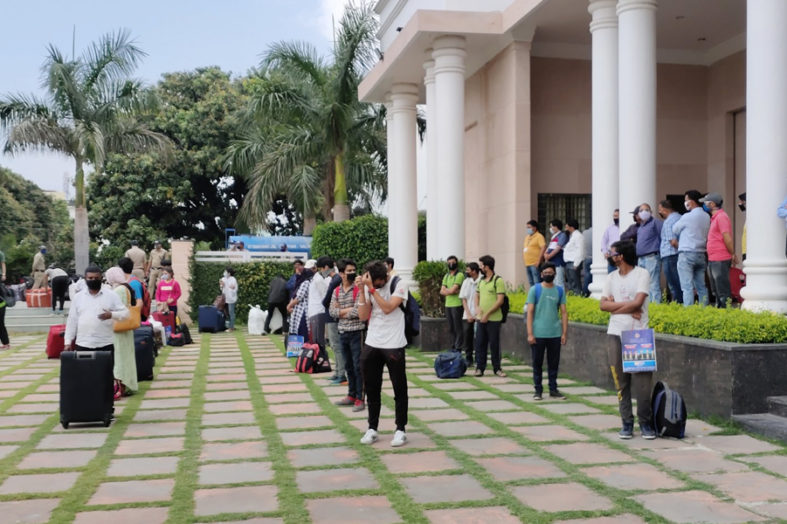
[[416, 317, 454, 352]]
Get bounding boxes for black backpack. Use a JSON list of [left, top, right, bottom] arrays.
[[390, 276, 421, 344], [651, 381, 687, 438], [493, 276, 510, 323]]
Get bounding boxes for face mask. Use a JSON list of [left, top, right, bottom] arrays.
[[321, 269, 332, 277], [41, 249, 47, 255], [613, 218, 619, 226], [345, 272, 356, 282], [638, 210, 651, 221], [738, 203, 746, 212], [86, 279, 102, 291], [526, 227, 534, 236], [161, 274, 170, 281], [542, 274, 555, 283], [684, 201, 691, 211], [447, 262, 457, 271], [702, 203, 711, 213], [223, 271, 229, 278]]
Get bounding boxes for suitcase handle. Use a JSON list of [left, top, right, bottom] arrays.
[[75, 351, 97, 359]]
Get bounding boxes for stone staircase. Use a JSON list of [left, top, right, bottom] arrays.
[[5, 301, 69, 333], [733, 396, 787, 443]]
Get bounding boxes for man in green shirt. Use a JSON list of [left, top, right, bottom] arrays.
[[440, 255, 465, 351], [526, 262, 568, 400], [473, 255, 506, 377]]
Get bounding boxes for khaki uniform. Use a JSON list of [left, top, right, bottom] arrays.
[[32, 252, 47, 289], [147, 247, 169, 293], [125, 246, 147, 281]]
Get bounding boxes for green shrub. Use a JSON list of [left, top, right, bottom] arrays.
[[507, 291, 787, 343], [412, 259, 465, 317], [310, 215, 388, 268], [188, 259, 293, 324]]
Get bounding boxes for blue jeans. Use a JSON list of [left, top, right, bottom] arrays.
[[526, 265, 541, 287], [677, 251, 708, 306], [339, 330, 363, 399], [661, 254, 682, 303], [227, 303, 236, 329], [637, 254, 662, 303], [708, 259, 732, 308], [475, 321, 501, 373]]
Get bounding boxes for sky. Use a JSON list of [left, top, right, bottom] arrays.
[[0, 0, 349, 193]]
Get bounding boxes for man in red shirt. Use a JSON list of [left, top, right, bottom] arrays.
[[700, 193, 735, 308]]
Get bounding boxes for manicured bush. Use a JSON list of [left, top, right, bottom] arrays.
[[412, 259, 465, 318], [188, 259, 293, 324], [310, 215, 388, 268], [507, 291, 787, 344]]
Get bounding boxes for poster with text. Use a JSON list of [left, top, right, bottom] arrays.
[[621, 328, 657, 373]]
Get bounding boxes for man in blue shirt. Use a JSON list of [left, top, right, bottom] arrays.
[[657, 200, 683, 303], [635, 203, 663, 302], [672, 190, 710, 306]]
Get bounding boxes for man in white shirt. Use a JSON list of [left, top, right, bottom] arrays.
[[600, 241, 655, 441], [46, 265, 70, 313], [563, 219, 585, 296], [308, 256, 333, 350], [65, 265, 129, 353], [358, 260, 409, 448], [458, 262, 481, 366]]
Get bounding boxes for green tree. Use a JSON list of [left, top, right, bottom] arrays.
[[0, 29, 171, 274], [89, 67, 248, 249], [227, 1, 387, 233]]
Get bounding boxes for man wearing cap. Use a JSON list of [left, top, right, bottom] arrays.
[[146, 241, 169, 293], [32, 246, 47, 289], [635, 203, 663, 303], [619, 206, 641, 244], [701, 192, 735, 308], [672, 190, 711, 306], [125, 241, 147, 281]]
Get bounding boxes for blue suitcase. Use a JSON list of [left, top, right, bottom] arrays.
[[198, 305, 226, 333]]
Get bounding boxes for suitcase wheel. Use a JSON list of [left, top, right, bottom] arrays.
[[61, 421, 69, 430], [103, 415, 112, 427]]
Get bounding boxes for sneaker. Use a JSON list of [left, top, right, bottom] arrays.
[[340, 379, 348, 385], [533, 392, 543, 401], [494, 369, 507, 377], [391, 430, 407, 447], [334, 396, 355, 406], [352, 400, 365, 412], [360, 428, 378, 444], [329, 377, 343, 385], [549, 390, 567, 400], [640, 422, 657, 440], [0, 345, 10, 351], [618, 422, 634, 440], [474, 369, 484, 377]]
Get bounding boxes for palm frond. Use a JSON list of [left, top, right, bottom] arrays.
[[333, 0, 379, 104], [82, 29, 146, 90], [261, 41, 328, 87], [0, 94, 57, 128], [4, 118, 74, 156]]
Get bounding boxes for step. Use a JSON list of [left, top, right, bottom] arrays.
[[732, 413, 787, 443], [767, 396, 787, 418]]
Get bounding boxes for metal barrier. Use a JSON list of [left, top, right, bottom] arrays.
[[193, 251, 307, 263]]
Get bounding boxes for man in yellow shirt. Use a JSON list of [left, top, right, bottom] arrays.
[[523, 220, 546, 287]]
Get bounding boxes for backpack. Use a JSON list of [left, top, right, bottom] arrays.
[[295, 342, 331, 374], [167, 332, 185, 347], [390, 276, 421, 344], [651, 381, 687, 438], [528, 283, 565, 312], [129, 276, 151, 320], [493, 276, 510, 323], [0, 284, 16, 308], [434, 349, 467, 379]]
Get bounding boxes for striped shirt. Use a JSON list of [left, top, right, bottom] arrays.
[[660, 212, 680, 257], [329, 284, 365, 333]]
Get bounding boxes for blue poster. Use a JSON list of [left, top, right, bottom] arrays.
[[621, 328, 657, 373], [286, 335, 304, 358]]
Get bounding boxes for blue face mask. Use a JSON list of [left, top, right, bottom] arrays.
[[526, 227, 534, 236], [702, 204, 711, 213], [41, 249, 47, 255]]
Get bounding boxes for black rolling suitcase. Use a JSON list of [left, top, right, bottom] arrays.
[[134, 325, 155, 381], [60, 351, 113, 429], [198, 305, 226, 333]]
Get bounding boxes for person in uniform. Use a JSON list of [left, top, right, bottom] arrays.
[[125, 240, 147, 281], [146, 240, 168, 293], [32, 245, 47, 289]]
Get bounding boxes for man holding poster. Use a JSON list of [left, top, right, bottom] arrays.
[[600, 240, 656, 440]]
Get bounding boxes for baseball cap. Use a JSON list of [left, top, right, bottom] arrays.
[[304, 259, 317, 269], [630, 205, 640, 215], [700, 192, 723, 206]]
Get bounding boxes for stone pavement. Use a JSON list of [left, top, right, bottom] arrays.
[[0, 332, 785, 523]]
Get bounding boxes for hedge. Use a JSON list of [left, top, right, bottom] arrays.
[[310, 215, 388, 269], [412, 260, 466, 317], [508, 292, 787, 344], [188, 259, 293, 324]]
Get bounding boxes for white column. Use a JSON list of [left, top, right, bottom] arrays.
[[387, 83, 419, 283], [741, 0, 787, 313], [432, 36, 466, 259], [423, 56, 439, 260], [617, 0, 657, 217], [588, 0, 619, 298]]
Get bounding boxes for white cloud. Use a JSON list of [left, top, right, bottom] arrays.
[[315, 0, 349, 42]]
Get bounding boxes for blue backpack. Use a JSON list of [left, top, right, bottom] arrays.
[[390, 276, 421, 345], [434, 349, 467, 379], [526, 283, 564, 314]]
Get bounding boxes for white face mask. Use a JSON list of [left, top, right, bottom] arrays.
[[684, 201, 691, 211], [223, 271, 229, 278], [638, 210, 652, 221], [161, 273, 170, 281]]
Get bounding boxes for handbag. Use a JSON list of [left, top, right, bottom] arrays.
[[114, 287, 142, 332]]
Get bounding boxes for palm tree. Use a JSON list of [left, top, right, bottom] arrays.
[[227, 1, 386, 232], [0, 29, 171, 273]]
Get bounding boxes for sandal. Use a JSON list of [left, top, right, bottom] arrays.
[[494, 369, 507, 377], [113, 380, 122, 401]]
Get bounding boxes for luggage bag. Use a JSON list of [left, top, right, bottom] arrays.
[[27, 288, 52, 308], [46, 324, 66, 359], [134, 325, 156, 381], [152, 310, 176, 335], [60, 350, 113, 429], [198, 305, 226, 333]]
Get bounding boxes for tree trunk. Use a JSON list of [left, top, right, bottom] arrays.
[[73, 160, 90, 275], [332, 153, 349, 222], [303, 215, 317, 235]]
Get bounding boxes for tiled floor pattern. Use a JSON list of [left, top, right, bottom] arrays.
[[0, 331, 784, 523]]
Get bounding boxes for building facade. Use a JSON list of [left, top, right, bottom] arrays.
[[360, 0, 787, 313]]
